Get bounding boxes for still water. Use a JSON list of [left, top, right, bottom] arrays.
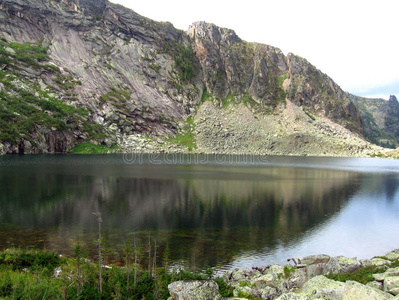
[[0, 154, 399, 271]]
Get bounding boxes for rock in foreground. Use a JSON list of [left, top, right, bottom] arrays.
[[168, 249, 399, 299]]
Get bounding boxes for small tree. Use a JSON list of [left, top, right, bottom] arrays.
[[93, 211, 103, 294], [162, 243, 171, 271], [123, 239, 132, 294], [73, 241, 83, 297]]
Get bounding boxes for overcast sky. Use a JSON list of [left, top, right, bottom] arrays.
[[110, 0, 399, 100]]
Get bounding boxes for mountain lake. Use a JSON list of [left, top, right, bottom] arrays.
[[0, 154, 399, 272]]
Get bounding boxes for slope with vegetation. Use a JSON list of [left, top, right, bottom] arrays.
[[0, 0, 395, 157]]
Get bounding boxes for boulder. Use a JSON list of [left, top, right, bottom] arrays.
[[251, 265, 284, 289], [301, 275, 345, 299], [344, 280, 393, 299], [168, 280, 222, 300], [302, 275, 345, 300], [374, 268, 399, 282], [372, 258, 392, 267], [386, 250, 399, 261], [384, 276, 399, 295], [323, 256, 362, 274], [367, 280, 383, 290], [275, 292, 310, 299], [300, 254, 330, 266]]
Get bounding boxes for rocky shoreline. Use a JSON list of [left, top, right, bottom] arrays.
[[168, 249, 399, 299]]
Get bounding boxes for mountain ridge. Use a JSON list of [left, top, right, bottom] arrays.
[[0, 0, 394, 156]]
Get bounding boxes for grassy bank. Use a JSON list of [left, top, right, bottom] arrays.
[[0, 247, 232, 299]]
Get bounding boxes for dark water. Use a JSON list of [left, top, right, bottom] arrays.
[[1, 154, 399, 271]]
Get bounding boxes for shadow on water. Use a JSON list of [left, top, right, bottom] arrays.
[[0, 154, 398, 270]]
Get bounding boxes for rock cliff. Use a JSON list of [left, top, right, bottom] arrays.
[[352, 95, 399, 148], [0, 0, 391, 155]]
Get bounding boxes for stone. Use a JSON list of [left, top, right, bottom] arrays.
[[343, 280, 393, 299], [323, 256, 362, 274], [5, 46, 16, 55], [275, 292, 310, 299], [224, 269, 253, 284], [300, 254, 330, 266], [372, 258, 392, 266], [301, 275, 345, 300], [386, 250, 399, 261], [367, 281, 384, 290], [168, 280, 222, 300], [374, 268, 399, 282], [384, 276, 399, 295]]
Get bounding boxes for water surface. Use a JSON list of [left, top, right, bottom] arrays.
[[0, 154, 398, 271]]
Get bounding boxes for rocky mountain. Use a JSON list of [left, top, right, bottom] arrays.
[[351, 95, 399, 148], [0, 0, 390, 156]]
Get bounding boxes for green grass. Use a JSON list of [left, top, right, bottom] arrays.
[[0, 248, 233, 300], [0, 36, 106, 146], [68, 142, 120, 154], [326, 258, 399, 285], [99, 87, 131, 105], [166, 116, 196, 151], [160, 41, 196, 82], [222, 94, 236, 109]]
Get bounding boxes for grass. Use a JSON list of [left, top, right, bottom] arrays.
[[0, 36, 106, 146], [0, 248, 233, 299], [326, 258, 399, 285], [99, 87, 131, 105], [222, 94, 236, 109], [166, 116, 196, 151], [68, 142, 120, 154]]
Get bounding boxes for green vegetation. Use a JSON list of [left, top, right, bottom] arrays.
[[166, 116, 196, 151], [326, 258, 399, 285], [276, 75, 287, 102], [283, 265, 296, 278], [99, 87, 131, 105], [304, 110, 316, 121], [222, 94, 236, 109], [236, 290, 263, 300], [161, 41, 196, 82], [68, 142, 120, 154], [0, 37, 105, 145], [201, 88, 213, 104], [241, 93, 259, 109], [0, 248, 233, 299]]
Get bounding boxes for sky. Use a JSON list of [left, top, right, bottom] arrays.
[[110, 0, 399, 100]]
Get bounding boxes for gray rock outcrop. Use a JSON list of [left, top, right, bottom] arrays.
[[168, 280, 222, 300], [0, 0, 391, 156]]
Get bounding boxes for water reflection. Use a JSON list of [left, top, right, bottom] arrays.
[[0, 155, 398, 270]]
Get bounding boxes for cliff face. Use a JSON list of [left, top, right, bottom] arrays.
[[351, 95, 399, 148], [0, 0, 379, 155]]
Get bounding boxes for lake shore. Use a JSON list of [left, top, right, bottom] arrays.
[[169, 249, 399, 299], [1, 247, 399, 299]]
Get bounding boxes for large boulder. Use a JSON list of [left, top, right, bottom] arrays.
[[384, 276, 399, 296], [386, 250, 399, 261], [344, 280, 393, 299], [275, 292, 310, 299], [301, 275, 345, 299], [323, 256, 362, 274], [168, 280, 222, 300]]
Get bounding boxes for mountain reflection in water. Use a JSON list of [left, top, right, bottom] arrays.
[[0, 154, 398, 271]]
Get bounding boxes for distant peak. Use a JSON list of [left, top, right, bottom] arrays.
[[389, 95, 398, 103]]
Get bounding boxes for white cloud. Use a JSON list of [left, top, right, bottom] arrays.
[[110, 0, 399, 99]]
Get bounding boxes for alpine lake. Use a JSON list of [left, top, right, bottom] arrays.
[[1, 154, 399, 272]]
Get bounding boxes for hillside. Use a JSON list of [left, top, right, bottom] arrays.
[[351, 95, 399, 149], [0, 0, 391, 156]]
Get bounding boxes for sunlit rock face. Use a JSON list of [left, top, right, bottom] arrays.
[[0, 0, 377, 155]]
